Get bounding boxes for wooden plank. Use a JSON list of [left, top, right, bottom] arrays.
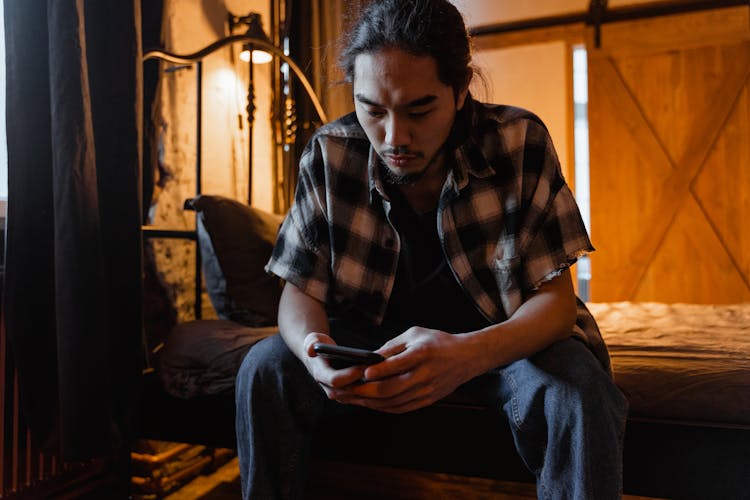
[[617, 46, 750, 298], [590, 59, 673, 174], [498, 6, 750, 63], [635, 197, 750, 302], [309, 461, 536, 500], [588, 57, 675, 300], [307, 460, 664, 500], [589, 40, 750, 301], [692, 82, 750, 290], [473, 23, 586, 51], [596, 6, 750, 57]]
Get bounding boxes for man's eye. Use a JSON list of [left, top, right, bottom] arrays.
[[367, 110, 385, 118], [409, 110, 431, 118]]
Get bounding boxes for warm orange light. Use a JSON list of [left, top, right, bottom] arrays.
[[240, 49, 272, 64]]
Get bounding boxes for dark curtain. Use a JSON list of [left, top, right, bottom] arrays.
[[141, 0, 164, 222], [3, 0, 143, 461]]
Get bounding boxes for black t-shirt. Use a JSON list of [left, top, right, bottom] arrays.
[[382, 187, 493, 334]]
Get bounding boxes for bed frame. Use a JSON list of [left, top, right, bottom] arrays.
[[139, 3, 750, 498], [140, 369, 750, 499]]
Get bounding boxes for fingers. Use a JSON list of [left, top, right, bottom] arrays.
[[376, 337, 408, 358], [303, 332, 335, 358], [340, 370, 434, 406], [374, 397, 435, 414], [300, 333, 370, 391], [319, 372, 367, 400], [312, 327, 459, 412], [344, 384, 443, 414]]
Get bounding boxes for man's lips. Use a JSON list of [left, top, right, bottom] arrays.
[[386, 154, 417, 167]]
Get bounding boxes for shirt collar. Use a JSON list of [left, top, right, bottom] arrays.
[[368, 148, 390, 204], [443, 97, 500, 194], [454, 97, 498, 182]]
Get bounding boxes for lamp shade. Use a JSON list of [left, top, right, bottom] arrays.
[[239, 47, 273, 64], [230, 12, 273, 65]]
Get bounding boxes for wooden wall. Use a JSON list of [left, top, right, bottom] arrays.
[[587, 6, 750, 303]]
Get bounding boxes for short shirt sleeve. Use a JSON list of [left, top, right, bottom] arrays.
[[521, 183, 593, 291], [265, 141, 332, 303], [517, 123, 593, 292]]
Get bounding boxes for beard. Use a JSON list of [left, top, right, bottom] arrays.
[[381, 163, 428, 185], [379, 146, 442, 186]]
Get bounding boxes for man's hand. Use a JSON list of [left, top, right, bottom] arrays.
[[278, 284, 371, 396], [301, 332, 369, 398], [326, 327, 475, 414]]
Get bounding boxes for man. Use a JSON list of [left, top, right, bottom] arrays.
[[236, 0, 628, 498]]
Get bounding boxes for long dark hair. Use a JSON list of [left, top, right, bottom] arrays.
[[339, 0, 475, 97]]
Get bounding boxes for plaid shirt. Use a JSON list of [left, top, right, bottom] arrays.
[[266, 98, 610, 372]]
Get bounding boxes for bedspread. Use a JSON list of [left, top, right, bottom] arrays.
[[588, 302, 750, 426]]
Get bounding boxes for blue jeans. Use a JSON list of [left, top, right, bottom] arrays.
[[235, 332, 628, 499]]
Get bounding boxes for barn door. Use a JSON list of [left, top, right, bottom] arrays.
[[587, 6, 750, 303]]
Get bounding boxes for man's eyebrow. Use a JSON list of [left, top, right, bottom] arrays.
[[406, 95, 437, 107], [354, 94, 381, 107], [354, 94, 438, 108]]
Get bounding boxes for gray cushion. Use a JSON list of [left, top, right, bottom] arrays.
[[191, 195, 284, 326], [159, 319, 277, 399]]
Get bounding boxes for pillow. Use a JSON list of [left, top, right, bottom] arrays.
[[158, 319, 278, 398], [190, 195, 284, 326]]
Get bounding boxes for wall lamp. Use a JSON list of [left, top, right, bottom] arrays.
[[142, 12, 328, 318], [228, 13, 274, 64], [142, 14, 327, 199]]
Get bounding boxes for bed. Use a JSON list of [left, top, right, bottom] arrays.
[[138, 8, 750, 494], [138, 196, 750, 499]]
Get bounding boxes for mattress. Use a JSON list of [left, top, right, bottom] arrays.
[[158, 303, 750, 427], [588, 302, 750, 426]]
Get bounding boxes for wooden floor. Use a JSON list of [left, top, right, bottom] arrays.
[[160, 456, 664, 499], [309, 461, 538, 499]]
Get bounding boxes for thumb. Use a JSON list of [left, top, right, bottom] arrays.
[[376, 337, 407, 358], [303, 332, 335, 357]]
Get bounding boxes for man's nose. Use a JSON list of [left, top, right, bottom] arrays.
[[384, 115, 411, 147]]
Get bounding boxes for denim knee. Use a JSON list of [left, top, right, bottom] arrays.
[[236, 333, 326, 418], [501, 338, 628, 499], [235, 335, 322, 500], [237, 335, 297, 387], [535, 339, 625, 420]]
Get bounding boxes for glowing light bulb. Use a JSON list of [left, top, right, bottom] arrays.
[[240, 49, 272, 64]]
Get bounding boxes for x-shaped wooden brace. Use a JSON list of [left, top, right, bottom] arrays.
[[594, 46, 750, 298]]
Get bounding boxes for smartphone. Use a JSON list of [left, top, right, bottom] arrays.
[[312, 343, 385, 369]]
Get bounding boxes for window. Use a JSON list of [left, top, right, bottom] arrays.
[[572, 46, 591, 300]]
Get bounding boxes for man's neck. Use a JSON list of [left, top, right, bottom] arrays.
[[397, 154, 449, 213]]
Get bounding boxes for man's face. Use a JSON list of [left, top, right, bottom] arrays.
[[353, 48, 468, 185]]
